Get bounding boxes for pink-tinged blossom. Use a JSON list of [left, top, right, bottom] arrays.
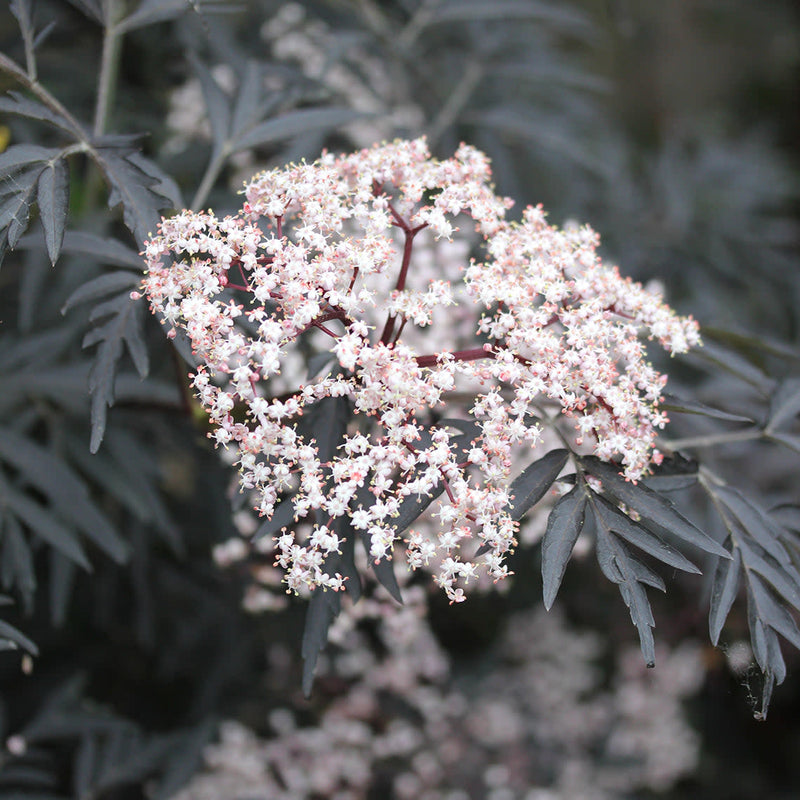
[[141, 138, 699, 603]]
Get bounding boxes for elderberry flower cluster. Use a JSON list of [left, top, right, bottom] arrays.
[[141, 138, 699, 602]]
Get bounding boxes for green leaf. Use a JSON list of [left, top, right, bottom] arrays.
[[508, 448, 568, 522], [541, 483, 587, 610], [583, 457, 730, 558]]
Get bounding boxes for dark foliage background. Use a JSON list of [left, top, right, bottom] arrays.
[[0, 1, 798, 798]]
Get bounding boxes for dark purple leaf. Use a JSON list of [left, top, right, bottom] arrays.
[[36, 158, 69, 265], [507, 448, 568, 521], [541, 483, 586, 610]]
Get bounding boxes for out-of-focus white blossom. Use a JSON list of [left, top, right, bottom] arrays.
[[172, 596, 704, 800]]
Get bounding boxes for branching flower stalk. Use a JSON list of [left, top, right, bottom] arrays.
[[141, 138, 699, 602]]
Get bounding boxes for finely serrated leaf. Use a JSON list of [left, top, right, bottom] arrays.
[[301, 587, 341, 696], [713, 485, 790, 564], [541, 484, 587, 610], [36, 158, 69, 265], [233, 107, 361, 152], [739, 539, 800, 613], [88, 292, 130, 325], [629, 558, 666, 592], [747, 572, 800, 652], [60, 231, 143, 269], [590, 492, 701, 574], [660, 393, 753, 423], [595, 522, 657, 666], [0, 144, 59, 172], [584, 457, 730, 558], [508, 448, 568, 521], [0, 166, 43, 251], [80, 294, 150, 450], [126, 151, 182, 209], [63, 272, 141, 313], [709, 546, 742, 645], [768, 377, 800, 430], [94, 148, 175, 246], [0, 92, 75, 134]]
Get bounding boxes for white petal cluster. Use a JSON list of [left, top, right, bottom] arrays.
[[142, 138, 699, 602]]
